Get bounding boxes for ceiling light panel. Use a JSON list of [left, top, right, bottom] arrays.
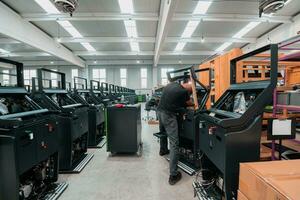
[[34, 0, 60, 14], [193, 1, 212, 14], [216, 42, 232, 52], [124, 20, 138, 38], [118, 0, 134, 14], [81, 42, 96, 51], [57, 20, 83, 38], [0, 48, 10, 54], [130, 41, 140, 52], [233, 22, 261, 39], [181, 21, 200, 38], [175, 42, 187, 52]]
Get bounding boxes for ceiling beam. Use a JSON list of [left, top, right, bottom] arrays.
[[74, 51, 154, 56], [173, 14, 293, 24], [154, 0, 179, 67], [22, 12, 292, 24], [21, 59, 205, 66], [0, 2, 85, 67], [160, 51, 216, 56], [22, 12, 159, 22], [1, 52, 51, 57], [3, 51, 216, 57], [0, 38, 21, 44], [55, 37, 156, 43], [54, 36, 256, 44]]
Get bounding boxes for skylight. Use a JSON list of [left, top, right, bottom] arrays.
[[118, 0, 140, 52], [216, 21, 260, 52], [233, 22, 261, 39], [130, 41, 140, 52], [57, 21, 83, 38], [0, 48, 10, 54], [174, 1, 212, 51], [175, 42, 187, 52], [124, 20, 138, 38], [118, 0, 134, 14], [81, 42, 96, 52], [181, 21, 200, 38], [34, 0, 60, 14], [193, 1, 212, 14]]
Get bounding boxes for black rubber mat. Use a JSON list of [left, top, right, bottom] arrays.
[[262, 142, 297, 154]]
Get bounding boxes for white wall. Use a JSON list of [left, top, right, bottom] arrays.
[[20, 63, 192, 94]]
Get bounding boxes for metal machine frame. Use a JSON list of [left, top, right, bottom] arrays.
[[71, 77, 106, 148], [31, 68, 93, 173], [196, 44, 278, 199], [0, 58, 67, 200]]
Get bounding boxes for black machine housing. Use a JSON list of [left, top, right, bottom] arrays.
[[198, 44, 278, 199], [31, 68, 90, 172], [0, 59, 67, 200], [70, 77, 105, 147]]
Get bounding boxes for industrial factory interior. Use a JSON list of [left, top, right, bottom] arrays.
[[0, 0, 300, 200]]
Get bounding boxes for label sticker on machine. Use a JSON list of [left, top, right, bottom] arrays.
[[272, 119, 292, 136]]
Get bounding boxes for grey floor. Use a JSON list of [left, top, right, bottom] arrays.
[[58, 106, 195, 200]]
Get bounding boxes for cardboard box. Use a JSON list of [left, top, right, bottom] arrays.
[[239, 160, 300, 200], [238, 190, 248, 200]]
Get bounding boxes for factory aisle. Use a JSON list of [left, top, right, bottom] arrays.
[[59, 105, 195, 200]]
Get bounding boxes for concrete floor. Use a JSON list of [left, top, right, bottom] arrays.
[[59, 107, 195, 200]]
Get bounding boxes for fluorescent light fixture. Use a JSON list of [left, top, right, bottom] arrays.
[[118, 0, 134, 14], [0, 48, 10, 54], [175, 42, 186, 52], [136, 60, 140, 64], [34, 0, 60, 14], [173, 1, 212, 51], [215, 42, 232, 52], [81, 42, 96, 51], [50, 61, 54, 64], [130, 41, 140, 52], [124, 20, 138, 38], [57, 20, 83, 38], [181, 21, 200, 38], [193, 1, 212, 14], [94, 61, 97, 64], [179, 60, 182, 64], [233, 22, 261, 39]]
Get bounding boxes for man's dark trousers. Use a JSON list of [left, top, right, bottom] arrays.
[[158, 110, 179, 176]]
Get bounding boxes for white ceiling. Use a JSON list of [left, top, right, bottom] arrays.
[[0, 0, 299, 66]]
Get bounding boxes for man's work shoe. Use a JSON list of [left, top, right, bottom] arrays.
[[159, 149, 170, 156], [169, 171, 182, 185]]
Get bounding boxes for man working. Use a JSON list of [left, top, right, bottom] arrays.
[[157, 80, 194, 185]]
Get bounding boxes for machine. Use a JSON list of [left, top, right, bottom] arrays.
[[101, 82, 113, 105], [31, 69, 93, 173], [195, 44, 278, 199], [70, 77, 106, 148], [166, 67, 211, 175], [0, 58, 67, 200], [106, 104, 142, 154]]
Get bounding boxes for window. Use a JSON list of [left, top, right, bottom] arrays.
[[141, 68, 147, 88], [51, 69, 58, 88], [71, 69, 78, 87], [92, 69, 106, 83], [161, 68, 174, 85], [2, 70, 10, 86], [120, 68, 127, 87], [23, 69, 36, 86]]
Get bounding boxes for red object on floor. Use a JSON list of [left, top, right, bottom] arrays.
[[115, 104, 125, 108]]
